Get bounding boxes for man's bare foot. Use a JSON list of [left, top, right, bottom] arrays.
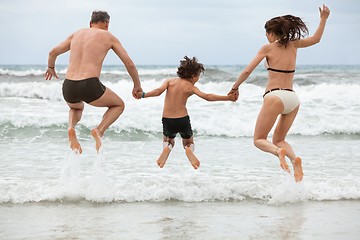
[[68, 128, 82, 154], [185, 147, 200, 170], [91, 128, 103, 153], [277, 148, 290, 173], [293, 157, 304, 182], [156, 146, 172, 168]]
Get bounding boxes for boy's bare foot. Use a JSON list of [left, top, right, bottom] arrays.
[[91, 128, 103, 153], [156, 146, 172, 168], [185, 147, 200, 170], [277, 148, 290, 173], [293, 157, 304, 182], [68, 128, 82, 154]]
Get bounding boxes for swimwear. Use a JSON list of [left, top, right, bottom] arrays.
[[263, 88, 299, 114], [267, 67, 295, 73], [162, 115, 193, 139], [266, 59, 295, 73], [62, 77, 106, 104]]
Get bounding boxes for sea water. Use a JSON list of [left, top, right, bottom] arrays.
[[0, 64, 360, 239]]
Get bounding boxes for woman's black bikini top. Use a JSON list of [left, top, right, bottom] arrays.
[[266, 59, 295, 73], [267, 67, 295, 73]]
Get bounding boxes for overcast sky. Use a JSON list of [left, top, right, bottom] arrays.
[[0, 0, 359, 65]]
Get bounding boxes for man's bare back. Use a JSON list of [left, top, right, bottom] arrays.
[[66, 28, 115, 80]]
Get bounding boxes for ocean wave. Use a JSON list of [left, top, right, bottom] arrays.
[[0, 81, 64, 100], [2, 65, 359, 84], [1, 170, 359, 204], [2, 81, 360, 137], [0, 68, 46, 77], [2, 120, 360, 140], [0, 66, 176, 78]]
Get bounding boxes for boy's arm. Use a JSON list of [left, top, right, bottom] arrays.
[[193, 86, 236, 101], [136, 80, 169, 99]]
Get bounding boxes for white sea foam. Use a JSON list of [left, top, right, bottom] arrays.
[[1, 80, 360, 136], [1, 168, 359, 204]]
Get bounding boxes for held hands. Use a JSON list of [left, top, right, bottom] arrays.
[[44, 67, 59, 80], [227, 92, 237, 102], [319, 4, 330, 20], [227, 87, 239, 102], [132, 85, 143, 99], [134, 91, 144, 99]]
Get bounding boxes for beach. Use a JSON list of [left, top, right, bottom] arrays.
[[1, 64, 360, 239], [1, 200, 359, 240]]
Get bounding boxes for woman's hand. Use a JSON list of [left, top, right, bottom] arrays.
[[319, 4, 330, 20]]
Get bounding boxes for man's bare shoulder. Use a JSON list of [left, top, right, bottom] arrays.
[[75, 28, 114, 37], [73, 28, 91, 35]]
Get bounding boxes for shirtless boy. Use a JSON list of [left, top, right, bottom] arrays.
[[136, 56, 236, 169], [44, 11, 142, 154]]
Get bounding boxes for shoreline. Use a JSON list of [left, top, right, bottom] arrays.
[[1, 200, 359, 239]]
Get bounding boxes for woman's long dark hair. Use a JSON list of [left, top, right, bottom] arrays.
[[264, 15, 308, 46]]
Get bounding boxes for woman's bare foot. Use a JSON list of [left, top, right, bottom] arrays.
[[185, 147, 200, 170], [277, 148, 290, 173], [91, 128, 103, 153], [293, 157, 304, 182], [156, 146, 172, 168], [68, 128, 82, 154]]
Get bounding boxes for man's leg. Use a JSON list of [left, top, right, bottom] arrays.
[[89, 88, 124, 152], [67, 102, 84, 154]]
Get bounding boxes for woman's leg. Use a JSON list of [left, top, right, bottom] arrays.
[[253, 96, 290, 172], [272, 106, 299, 161], [273, 106, 303, 181]]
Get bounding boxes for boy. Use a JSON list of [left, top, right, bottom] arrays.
[[136, 56, 236, 169]]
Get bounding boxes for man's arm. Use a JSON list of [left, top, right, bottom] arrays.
[[111, 36, 142, 99], [44, 34, 73, 80]]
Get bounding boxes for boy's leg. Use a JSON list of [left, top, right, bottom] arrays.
[[156, 136, 174, 168], [183, 137, 200, 170], [67, 102, 84, 154]]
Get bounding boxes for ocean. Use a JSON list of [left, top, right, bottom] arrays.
[[1, 64, 360, 239]]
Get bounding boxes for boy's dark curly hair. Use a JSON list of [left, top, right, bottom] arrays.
[[177, 56, 205, 79]]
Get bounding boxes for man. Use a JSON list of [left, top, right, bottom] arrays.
[[44, 11, 142, 154]]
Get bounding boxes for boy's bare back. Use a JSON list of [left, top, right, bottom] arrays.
[[162, 78, 195, 118]]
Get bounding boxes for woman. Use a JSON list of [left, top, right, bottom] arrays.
[[229, 5, 330, 182]]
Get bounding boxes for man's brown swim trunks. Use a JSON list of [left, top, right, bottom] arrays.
[[62, 77, 106, 103]]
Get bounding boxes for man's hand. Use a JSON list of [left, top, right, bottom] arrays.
[[44, 67, 59, 80], [132, 85, 143, 99]]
